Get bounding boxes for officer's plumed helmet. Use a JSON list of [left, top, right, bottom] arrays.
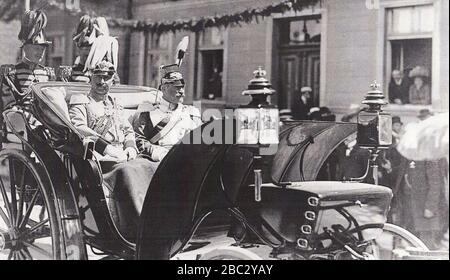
[[160, 64, 184, 87], [18, 10, 51, 46], [73, 15, 95, 48]]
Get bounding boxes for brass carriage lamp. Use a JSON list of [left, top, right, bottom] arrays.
[[236, 67, 279, 148], [236, 67, 279, 202], [357, 81, 392, 184]]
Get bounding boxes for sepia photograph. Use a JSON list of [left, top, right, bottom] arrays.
[[0, 0, 448, 262]]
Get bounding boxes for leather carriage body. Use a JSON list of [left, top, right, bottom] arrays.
[[241, 181, 392, 251]]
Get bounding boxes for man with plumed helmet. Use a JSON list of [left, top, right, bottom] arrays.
[[68, 15, 96, 83], [68, 38, 157, 240], [1, 9, 54, 144], [131, 37, 202, 162], [1, 10, 54, 106]]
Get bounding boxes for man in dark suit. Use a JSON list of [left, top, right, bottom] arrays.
[[292, 86, 312, 120]]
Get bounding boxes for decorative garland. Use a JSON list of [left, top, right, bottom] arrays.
[[2, 0, 320, 34], [106, 0, 321, 33]]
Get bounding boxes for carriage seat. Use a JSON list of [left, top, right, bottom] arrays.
[[33, 83, 158, 154]]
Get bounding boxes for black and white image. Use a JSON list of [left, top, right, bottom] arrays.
[[0, 0, 448, 261]]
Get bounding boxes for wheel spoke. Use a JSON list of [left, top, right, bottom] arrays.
[[20, 218, 49, 238], [7, 250, 13, 260], [18, 190, 40, 229], [0, 178, 12, 222], [0, 206, 10, 227], [9, 158, 18, 227], [22, 241, 52, 259], [16, 166, 27, 227], [23, 247, 33, 260]]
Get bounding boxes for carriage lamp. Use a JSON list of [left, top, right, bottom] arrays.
[[236, 67, 279, 147], [356, 81, 392, 184], [357, 81, 392, 149], [236, 67, 279, 202]]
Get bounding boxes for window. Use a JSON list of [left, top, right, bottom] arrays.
[[145, 33, 172, 88], [197, 27, 225, 100], [279, 17, 321, 45], [385, 5, 433, 105], [65, 0, 80, 10], [200, 50, 223, 99]]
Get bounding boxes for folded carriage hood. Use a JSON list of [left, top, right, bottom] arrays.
[[136, 120, 358, 259], [271, 121, 357, 183]]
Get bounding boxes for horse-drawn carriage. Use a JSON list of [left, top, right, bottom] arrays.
[[0, 76, 430, 260]]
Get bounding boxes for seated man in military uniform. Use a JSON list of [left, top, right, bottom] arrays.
[[132, 64, 202, 161], [69, 59, 157, 240]]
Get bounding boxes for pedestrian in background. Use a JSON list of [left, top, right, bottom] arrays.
[[409, 66, 431, 105], [389, 69, 410, 104], [292, 86, 312, 120]]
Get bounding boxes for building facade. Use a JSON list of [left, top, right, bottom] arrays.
[[5, 0, 445, 122], [128, 0, 449, 122]]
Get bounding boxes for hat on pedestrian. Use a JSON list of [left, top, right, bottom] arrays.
[[319, 107, 336, 121], [392, 115, 403, 125], [73, 15, 96, 48], [300, 86, 312, 94], [18, 10, 51, 46], [417, 108, 433, 120], [409, 66, 429, 78], [279, 109, 293, 121], [308, 107, 321, 120]]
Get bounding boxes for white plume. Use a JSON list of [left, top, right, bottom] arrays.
[[84, 35, 119, 72], [175, 36, 189, 67]]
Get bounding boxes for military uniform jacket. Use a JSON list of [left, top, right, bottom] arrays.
[[69, 93, 137, 154], [131, 97, 202, 155]]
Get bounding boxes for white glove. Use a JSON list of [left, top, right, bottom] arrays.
[[151, 145, 169, 162], [124, 147, 138, 161], [104, 145, 127, 162]]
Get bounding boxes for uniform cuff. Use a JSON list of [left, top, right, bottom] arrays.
[[95, 138, 110, 155]]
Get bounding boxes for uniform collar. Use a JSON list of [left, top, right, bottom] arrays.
[[158, 96, 179, 111]]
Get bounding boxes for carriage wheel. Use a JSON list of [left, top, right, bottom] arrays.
[[0, 149, 63, 260], [370, 223, 429, 260]]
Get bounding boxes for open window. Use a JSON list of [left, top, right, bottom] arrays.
[[197, 27, 225, 100], [385, 4, 433, 105]]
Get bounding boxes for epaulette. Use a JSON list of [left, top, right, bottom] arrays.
[[69, 93, 90, 105]]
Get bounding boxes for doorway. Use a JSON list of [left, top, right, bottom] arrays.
[[276, 16, 321, 112]]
